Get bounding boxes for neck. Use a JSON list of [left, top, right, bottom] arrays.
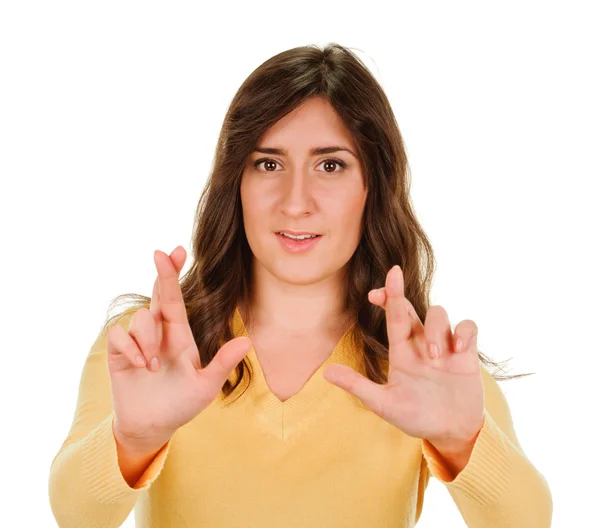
[[239, 263, 354, 338]]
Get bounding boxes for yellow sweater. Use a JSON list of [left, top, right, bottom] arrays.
[[49, 307, 553, 527]]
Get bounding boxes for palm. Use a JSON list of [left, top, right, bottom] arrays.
[[381, 336, 483, 441], [323, 265, 484, 445], [110, 339, 210, 441]]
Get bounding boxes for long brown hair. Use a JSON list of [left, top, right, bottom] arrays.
[[102, 43, 534, 402]]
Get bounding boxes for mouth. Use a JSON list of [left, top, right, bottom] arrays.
[[275, 232, 323, 253], [275, 230, 321, 237]]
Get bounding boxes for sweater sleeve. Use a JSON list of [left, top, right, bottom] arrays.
[[420, 364, 553, 527], [48, 312, 173, 528]]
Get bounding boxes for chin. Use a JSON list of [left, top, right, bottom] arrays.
[[274, 263, 329, 285]]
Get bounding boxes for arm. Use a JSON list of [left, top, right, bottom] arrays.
[[421, 364, 553, 527], [48, 313, 172, 528], [113, 423, 171, 488]]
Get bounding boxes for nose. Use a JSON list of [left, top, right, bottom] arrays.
[[279, 168, 316, 219]]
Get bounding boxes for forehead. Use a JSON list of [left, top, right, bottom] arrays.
[[256, 97, 356, 154]]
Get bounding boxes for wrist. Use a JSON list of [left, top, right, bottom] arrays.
[[112, 421, 172, 455], [426, 413, 485, 454]]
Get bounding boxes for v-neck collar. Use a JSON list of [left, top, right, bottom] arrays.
[[229, 305, 364, 439]]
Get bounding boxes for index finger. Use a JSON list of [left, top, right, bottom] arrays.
[[383, 266, 413, 353], [150, 275, 160, 320], [150, 247, 184, 320], [153, 249, 188, 324]]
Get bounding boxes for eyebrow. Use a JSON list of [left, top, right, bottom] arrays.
[[252, 146, 358, 158]]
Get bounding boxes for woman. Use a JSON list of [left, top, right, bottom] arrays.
[[48, 43, 553, 527]]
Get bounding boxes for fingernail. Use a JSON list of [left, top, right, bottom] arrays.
[[456, 338, 463, 353], [429, 343, 439, 359], [151, 357, 160, 370], [135, 355, 146, 367]]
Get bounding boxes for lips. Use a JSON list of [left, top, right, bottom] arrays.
[[278, 233, 321, 240], [276, 232, 323, 253], [276, 231, 321, 237]]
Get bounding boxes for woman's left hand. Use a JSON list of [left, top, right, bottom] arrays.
[[323, 265, 485, 452]]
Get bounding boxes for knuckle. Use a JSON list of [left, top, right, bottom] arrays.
[[108, 323, 126, 343], [106, 325, 120, 347], [406, 303, 419, 320], [131, 307, 148, 325], [128, 311, 155, 344], [389, 308, 404, 323], [124, 338, 142, 360], [459, 319, 477, 334], [108, 325, 138, 361]]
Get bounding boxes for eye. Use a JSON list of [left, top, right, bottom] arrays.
[[252, 157, 348, 174], [253, 158, 282, 172], [316, 158, 347, 173]]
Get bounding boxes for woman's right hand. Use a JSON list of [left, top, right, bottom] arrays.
[[107, 245, 252, 450]]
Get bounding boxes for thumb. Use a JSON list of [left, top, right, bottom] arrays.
[[323, 364, 387, 418], [200, 337, 253, 393]]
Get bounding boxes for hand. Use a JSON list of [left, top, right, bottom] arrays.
[[107, 246, 253, 449], [323, 265, 485, 449]]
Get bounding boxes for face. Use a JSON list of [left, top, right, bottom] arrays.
[[240, 96, 368, 287]]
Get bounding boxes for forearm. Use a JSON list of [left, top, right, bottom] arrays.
[[49, 413, 147, 528], [422, 410, 553, 527], [112, 423, 171, 488]]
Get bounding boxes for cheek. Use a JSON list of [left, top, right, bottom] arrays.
[[240, 182, 264, 225], [331, 190, 366, 233]]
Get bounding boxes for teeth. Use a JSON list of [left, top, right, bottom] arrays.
[[280, 232, 318, 240]]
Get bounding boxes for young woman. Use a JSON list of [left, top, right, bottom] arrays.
[[49, 43, 553, 527]]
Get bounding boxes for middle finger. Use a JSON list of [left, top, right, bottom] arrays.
[[384, 266, 413, 356], [154, 249, 188, 324]]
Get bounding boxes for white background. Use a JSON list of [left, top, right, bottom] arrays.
[[2, 1, 597, 526]]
